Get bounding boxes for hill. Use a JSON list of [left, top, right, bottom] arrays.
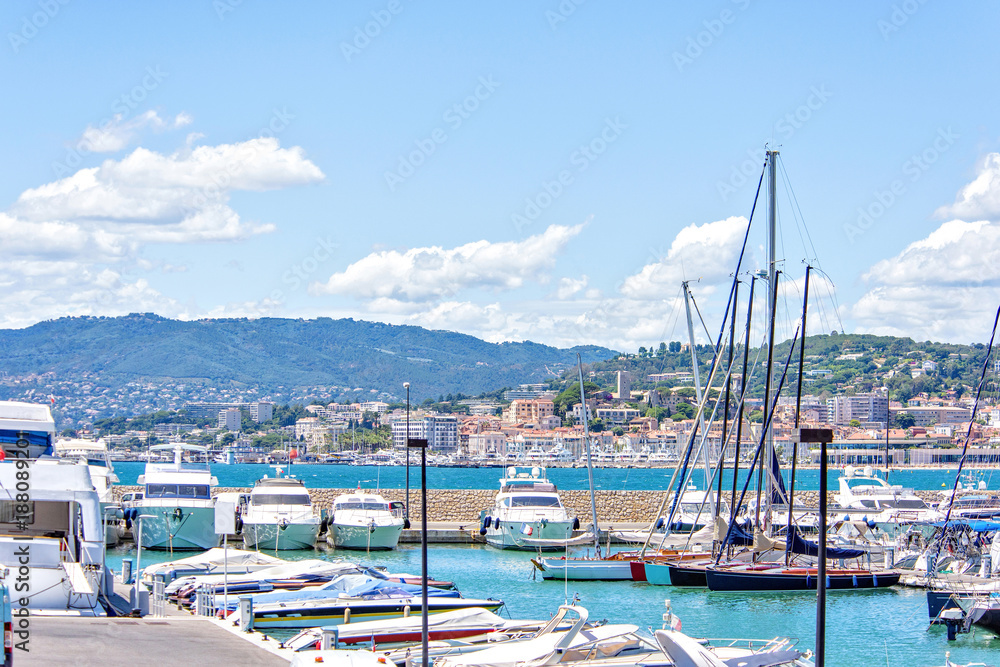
[[0, 314, 615, 424]]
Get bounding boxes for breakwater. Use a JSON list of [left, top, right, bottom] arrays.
[[110, 487, 960, 523]]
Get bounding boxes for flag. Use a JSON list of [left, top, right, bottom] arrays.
[[520, 523, 533, 536]]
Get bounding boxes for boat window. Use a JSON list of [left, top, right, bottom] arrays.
[[145, 483, 211, 499], [252, 494, 311, 506], [0, 500, 33, 525], [889, 499, 928, 510], [859, 500, 877, 509], [509, 496, 561, 508], [335, 502, 389, 511]]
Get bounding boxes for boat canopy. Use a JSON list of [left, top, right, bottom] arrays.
[[935, 519, 1000, 532], [785, 528, 865, 559]]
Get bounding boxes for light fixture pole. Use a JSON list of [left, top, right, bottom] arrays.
[[407, 435, 430, 667], [404, 382, 411, 527]]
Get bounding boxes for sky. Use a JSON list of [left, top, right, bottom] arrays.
[[3, 1, 1000, 352]]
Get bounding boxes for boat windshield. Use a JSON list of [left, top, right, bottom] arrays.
[[145, 483, 211, 499], [882, 498, 928, 510], [252, 494, 311, 506], [336, 502, 389, 511], [509, 496, 561, 508]]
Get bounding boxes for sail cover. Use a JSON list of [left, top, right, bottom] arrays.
[[785, 529, 865, 559]]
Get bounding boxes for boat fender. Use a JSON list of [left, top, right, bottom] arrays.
[[173, 507, 184, 521], [494, 517, 501, 529], [852, 574, 858, 587], [234, 515, 243, 534], [481, 516, 491, 535], [654, 517, 665, 530], [403, 518, 410, 529], [866, 519, 877, 529], [318, 516, 328, 535], [124, 509, 132, 530], [369, 521, 376, 534], [572, 517, 580, 530], [806, 574, 811, 588]]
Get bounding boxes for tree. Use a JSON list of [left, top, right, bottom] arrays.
[[219, 432, 236, 446], [894, 412, 915, 429], [589, 419, 605, 432], [671, 403, 694, 420], [657, 342, 667, 358], [669, 341, 682, 353], [612, 426, 625, 436], [848, 419, 861, 428]]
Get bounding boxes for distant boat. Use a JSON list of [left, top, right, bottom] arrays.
[[54, 437, 120, 545]]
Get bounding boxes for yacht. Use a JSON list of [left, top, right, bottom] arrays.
[[481, 466, 577, 550], [327, 491, 405, 550], [834, 465, 942, 535], [0, 458, 109, 614], [0, 400, 55, 459], [54, 437, 120, 545], [240, 471, 321, 550], [131, 443, 220, 551], [937, 475, 1000, 521]]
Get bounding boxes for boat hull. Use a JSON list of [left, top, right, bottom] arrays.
[[666, 564, 708, 587], [242, 521, 319, 550], [536, 558, 634, 580], [485, 519, 575, 550], [706, 567, 900, 592], [644, 562, 674, 586], [250, 598, 503, 630], [136, 505, 221, 551], [328, 522, 403, 550]]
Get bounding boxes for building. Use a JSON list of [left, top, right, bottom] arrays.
[[359, 401, 389, 414], [218, 408, 241, 431], [249, 401, 273, 423], [571, 401, 595, 424], [503, 399, 555, 425], [895, 405, 972, 426], [826, 393, 889, 426], [502, 384, 552, 401], [466, 431, 507, 457], [391, 414, 459, 453], [186, 402, 246, 419], [595, 406, 641, 425], [616, 371, 631, 399]]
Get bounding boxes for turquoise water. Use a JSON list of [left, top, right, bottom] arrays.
[[107, 541, 999, 666], [111, 462, 996, 492]]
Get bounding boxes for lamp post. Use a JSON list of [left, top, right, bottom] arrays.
[[800, 427, 833, 667], [407, 436, 429, 666], [404, 382, 410, 528]]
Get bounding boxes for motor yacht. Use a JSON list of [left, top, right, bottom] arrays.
[[327, 491, 405, 550], [130, 443, 220, 551], [54, 437, 120, 545], [240, 470, 321, 550], [481, 466, 577, 550]]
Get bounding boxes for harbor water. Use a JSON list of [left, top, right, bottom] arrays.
[[110, 462, 999, 491], [107, 540, 999, 667]]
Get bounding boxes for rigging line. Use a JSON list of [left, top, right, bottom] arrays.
[[777, 160, 812, 264], [942, 304, 1000, 527], [809, 266, 846, 334], [778, 158, 822, 271], [688, 289, 715, 346]]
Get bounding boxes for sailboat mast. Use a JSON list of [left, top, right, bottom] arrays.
[[682, 282, 711, 489], [763, 149, 779, 530], [576, 353, 601, 558]]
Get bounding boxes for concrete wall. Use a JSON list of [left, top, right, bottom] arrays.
[[111, 486, 958, 524]]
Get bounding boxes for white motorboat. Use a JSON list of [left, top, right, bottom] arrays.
[[834, 465, 942, 535], [481, 466, 577, 550], [937, 476, 1000, 521], [54, 437, 120, 545], [0, 458, 109, 615], [0, 400, 55, 459], [240, 471, 321, 550], [327, 491, 405, 550], [131, 443, 220, 551]]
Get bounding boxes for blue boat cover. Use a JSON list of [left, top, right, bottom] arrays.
[[785, 529, 865, 559], [235, 573, 459, 608], [720, 520, 754, 547], [0, 429, 52, 455], [935, 520, 1000, 533]]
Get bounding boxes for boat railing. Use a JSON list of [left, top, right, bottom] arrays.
[[850, 486, 916, 497]]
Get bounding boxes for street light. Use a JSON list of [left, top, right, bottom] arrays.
[[404, 382, 411, 529], [133, 513, 156, 614], [407, 435, 429, 666]]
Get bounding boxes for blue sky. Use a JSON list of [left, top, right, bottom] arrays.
[[3, 1, 1000, 351]]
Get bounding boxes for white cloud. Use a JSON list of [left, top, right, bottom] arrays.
[[0, 133, 324, 328], [620, 216, 747, 299], [76, 111, 193, 153], [555, 275, 589, 300], [851, 219, 1000, 341], [311, 224, 584, 301], [935, 153, 1000, 222]]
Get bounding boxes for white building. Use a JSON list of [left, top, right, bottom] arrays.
[[218, 408, 241, 431], [249, 401, 273, 423], [391, 414, 459, 453]]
